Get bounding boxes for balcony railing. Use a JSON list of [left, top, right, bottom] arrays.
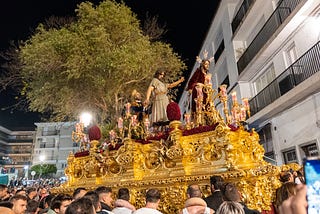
[[231, 0, 255, 33], [249, 41, 320, 116], [237, 0, 302, 74]]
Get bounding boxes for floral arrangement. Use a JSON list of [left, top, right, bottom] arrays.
[[183, 123, 218, 136], [166, 102, 181, 121], [74, 150, 90, 158]]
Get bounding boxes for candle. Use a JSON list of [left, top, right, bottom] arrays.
[[117, 117, 123, 129], [125, 102, 131, 115], [144, 118, 150, 131], [131, 115, 137, 127], [195, 84, 203, 99], [219, 85, 227, 97], [205, 73, 212, 85], [109, 130, 116, 141], [184, 113, 191, 124], [240, 107, 246, 121], [231, 91, 237, 103], [242, 98, 249, 109]]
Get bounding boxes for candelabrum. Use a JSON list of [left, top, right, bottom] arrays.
[[219, 84, 231, 124], [230, 91, 251, 126], [72, 122, 87, 151]]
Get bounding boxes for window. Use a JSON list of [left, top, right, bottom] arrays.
[[254, 64, 275, 94], [285, 43, 297, 67], [283, 149, 297, 164], [301, 143, 319, 158]]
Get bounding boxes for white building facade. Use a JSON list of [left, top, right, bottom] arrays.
[[179, 0, 320, 165], [33, 122, 78, 177]]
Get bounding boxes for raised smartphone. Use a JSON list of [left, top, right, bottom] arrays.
[[304, 157, 320, 214]]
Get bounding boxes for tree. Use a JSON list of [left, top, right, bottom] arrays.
[[30, 164, 57, 178], [0, 0, 186, 124]]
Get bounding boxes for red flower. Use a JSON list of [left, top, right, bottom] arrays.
[[88, 125, 101, 141], [166, 102, 181, 121]]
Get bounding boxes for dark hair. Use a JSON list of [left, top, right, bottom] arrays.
[[83, 191, 100, 210], [26, 187, 37, 194], [210, 175, 224, 190], [200, 59, 210, 69], [118, 188, 130, 201], [95, 186, 112, 195], [146, 189, 161, 203], [186, 184, 202, 198], [26, 199, 39, 213], [65, 197, 95, 214], [50, 193, 73, 210], [0, 184, 7, 191], [73, 187, 86, 198], [221, 183, 240, 202], [0, 201, 13, 208], [39, 194, 55, 209], [154, 68, 166, 78]]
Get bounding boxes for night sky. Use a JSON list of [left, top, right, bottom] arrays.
[[0, 0, 219, 130]]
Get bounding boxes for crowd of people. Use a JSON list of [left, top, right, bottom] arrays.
[[0, 168, 308, 214]]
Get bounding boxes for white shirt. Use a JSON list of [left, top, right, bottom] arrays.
[[133, 208, 163, 214], [112, 207, 134, 214]]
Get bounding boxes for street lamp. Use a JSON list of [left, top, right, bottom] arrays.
[[39, 155, 45, 179], [80, 112, 92, 127]]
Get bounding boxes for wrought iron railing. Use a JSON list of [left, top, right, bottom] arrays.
[[237, 0, 302, 74], [231, 0, 255, 33], [249, 41, 320, 116]]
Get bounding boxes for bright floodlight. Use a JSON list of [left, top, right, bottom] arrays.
[[80, 112, 92, 127], [39, 155, 45, 162]]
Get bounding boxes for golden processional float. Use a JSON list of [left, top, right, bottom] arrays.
[[52, 81, 297, 213]]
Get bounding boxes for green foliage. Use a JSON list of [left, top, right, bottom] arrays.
[[14, 0, 186, 124], [30, 164, 57, 178]]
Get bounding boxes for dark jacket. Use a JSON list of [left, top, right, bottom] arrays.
[[204, 190, 224, 211]]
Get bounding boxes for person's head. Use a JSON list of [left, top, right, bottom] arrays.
[[186, 184, 202, 198], [275, 182, 297, 208], [0, 201, 13, 209], [131, 90, 142, 101], [26, 187, 37, 200], [40, 194, 55, 209], [50, 193, 73, 214], [146, 188, 161, 204], [15, 189, 26, 196], [210, 175, 224, 192], [26, 199, 40, 214], [72, 187, 87, 200], [154, 69, 166, 79], [200, 59, 210, 71], [280, 171, 294, 183], [216, 201, 245, 214], [10, 194, 28, 214], [117, 188, 130, 201], [221, 183, 241, 202], [95, 186, 113, 207], [0, 184, 8, 199], [65, 197, 95, 214], [83, 191, 101, 212]]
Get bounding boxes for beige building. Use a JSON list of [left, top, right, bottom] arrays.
[[179, 0, 320, 165]]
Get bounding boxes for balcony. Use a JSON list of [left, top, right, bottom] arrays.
[[249, 41, 320, 116], [237, 0, 303, 75], [231, 0, 255, 33]]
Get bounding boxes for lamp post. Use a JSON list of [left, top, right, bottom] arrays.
[[39, 155, 45, 179]]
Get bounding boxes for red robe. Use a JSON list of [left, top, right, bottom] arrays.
[[186, 68, 207, 113]]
